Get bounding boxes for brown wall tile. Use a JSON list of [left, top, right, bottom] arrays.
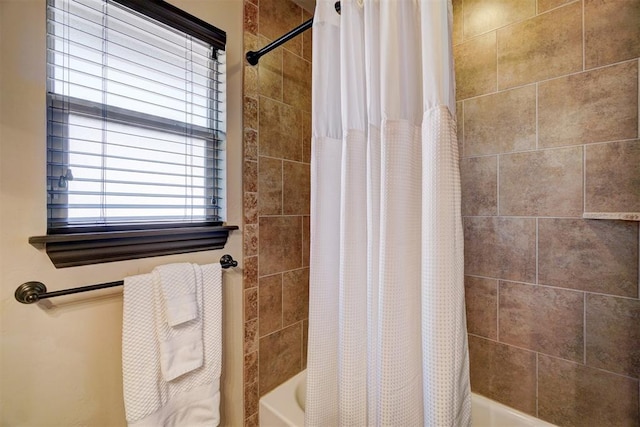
[[468, 335, 537, 415], [302, 216, 310, 267], [302, 10, 312, 61], [454, 32, 497, 100], [245, 319, 258, 354], [586, 294, 640, 379], [244, 96, 258, 130], [244, 31, 258, 53], [463, 85, 536, 156], [244, 223, 258, 257], [259, 96, 302, 161], [538, 61, 638, 148], [244, 1, 258, 35], [245, 413, 258, 427], [243, 1, 311, 422], [244, 160, 257, 193], [499, 147, 583, 217], [585, 140, 640, 213], [464, 276, 498, 339], [258, 36, 283, 102], [537, 0, 575, 13], [497, 1, 582, 89], [259, 323, 303, 395], [585, 0, 640, 69], [456, 101, 464, 155], [538, 219, 639, 297], [258, 156, 283, 215], [499, 281, 584, 361], [244, 65, 258, 98], [463, 0, 535, 39], [259, 274, 283, 336], [283, 161, 310, 215], [538, 355, 640, 427], [461, 156, 497, 216], [258, 0, 302, 55], [244, 129, 258, 161], [244, 350, 258, 386], [244, 256, 258, 289], [302, 319, 308, 368], [245, 287, 258, 322], [283, 50, 311, 112], [259, 216, 303, 276], [244, 192, 258, 225], [283, 268, 309, 326], [244, 381, 259, 419], [464, 217, 536, 282], [302, 113, 311, 164], [452, 0, 463, 45]]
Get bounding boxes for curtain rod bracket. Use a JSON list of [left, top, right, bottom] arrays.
[[245, 1, 340, 66]]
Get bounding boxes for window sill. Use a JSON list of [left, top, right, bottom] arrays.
[[29, 225, 239, 268]]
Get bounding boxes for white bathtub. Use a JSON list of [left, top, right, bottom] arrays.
[[259, 370, 557, 427]]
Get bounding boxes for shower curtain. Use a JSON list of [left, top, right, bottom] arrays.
[[305, 0, 471, 425]]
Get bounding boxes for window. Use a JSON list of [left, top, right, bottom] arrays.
[[31, 0, 237, 267]]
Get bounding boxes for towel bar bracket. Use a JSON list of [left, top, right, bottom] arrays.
[[15, 281, 48, 304], [15, 254, 238, 304]]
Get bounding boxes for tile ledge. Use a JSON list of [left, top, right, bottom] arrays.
[[583, 212, 640, 221]]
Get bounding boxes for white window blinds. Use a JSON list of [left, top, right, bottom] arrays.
[[46, 0, 226, 230]]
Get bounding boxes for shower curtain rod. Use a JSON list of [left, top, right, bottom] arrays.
[[245, 1, 341, 65], [14, 254, 238, 304]]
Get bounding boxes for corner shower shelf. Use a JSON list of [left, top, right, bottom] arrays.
[[582, 212, 640, 221]]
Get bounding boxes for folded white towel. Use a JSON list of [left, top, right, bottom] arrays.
[[153, 264, 204, 382], [122, 263, 223, 426], [155, 263, 198, 326]]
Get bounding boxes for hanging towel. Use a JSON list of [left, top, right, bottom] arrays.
[[122, 263, 223, 427], [155, 263, 198, 326], [153, 264, 203, 382]]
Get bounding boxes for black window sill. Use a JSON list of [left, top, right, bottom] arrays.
[[29, 225, 238, 268]]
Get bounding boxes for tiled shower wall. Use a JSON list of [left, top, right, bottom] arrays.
[[454, 0, 640, 425], [242, 0, 312, 425]]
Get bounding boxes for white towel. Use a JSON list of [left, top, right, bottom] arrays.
[[154, 264, 203, 382], [122, 263, 223, 426], [155, 263, 198, 326]]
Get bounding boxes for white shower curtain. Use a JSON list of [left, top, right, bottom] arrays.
[[305, 0, 471, 426]]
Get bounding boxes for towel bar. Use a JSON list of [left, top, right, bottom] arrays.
[[14, 254, 238, 304]]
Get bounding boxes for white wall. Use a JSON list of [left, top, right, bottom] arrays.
[[0, 0, 243, 425]]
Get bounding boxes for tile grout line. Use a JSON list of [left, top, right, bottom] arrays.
[[460, 58, 638, 104], [467, 333, 640, 381], [496, 154, 500, 215], [581, 0, 585, 71], [583, 291, 587, 365], [495, 30, 499, 92], [535, 217, 539, 285], [535, 82, 539, 150], [461, 136, 640, 161], [496, 279, 500, 342], [536, 351, 540, 418], [465, 273, 640, 301], [462, 0, 579, 44], [583, 144, 587, 214]]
